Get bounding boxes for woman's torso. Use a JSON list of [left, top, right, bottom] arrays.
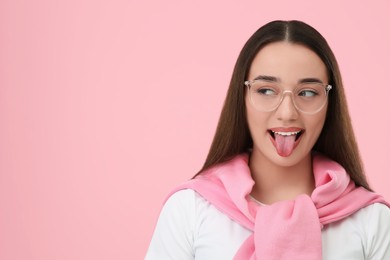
[[145, 189, 390, 260]]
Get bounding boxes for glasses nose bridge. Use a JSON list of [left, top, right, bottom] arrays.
[[275, 89, 300, 113], [279, 89, 296, 105]]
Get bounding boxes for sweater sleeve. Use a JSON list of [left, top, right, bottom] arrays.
[[145, 189, 196, 260], [366, 203, 390, 259]]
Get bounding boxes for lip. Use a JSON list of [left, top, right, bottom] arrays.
[[268, 127, 305, 140], [268, 127, 304, 132]]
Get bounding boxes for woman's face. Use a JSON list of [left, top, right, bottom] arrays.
[[246, 42, 328, 167]]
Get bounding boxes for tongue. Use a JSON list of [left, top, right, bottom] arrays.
[[274, 134, 296, 157]]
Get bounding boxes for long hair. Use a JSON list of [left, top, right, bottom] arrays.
[[194, 20, 371, 191]]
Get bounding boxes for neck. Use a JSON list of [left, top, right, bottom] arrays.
[[249, 151, 315, 205]]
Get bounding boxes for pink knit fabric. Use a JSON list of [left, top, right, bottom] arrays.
[[168, 154, 389, 259]]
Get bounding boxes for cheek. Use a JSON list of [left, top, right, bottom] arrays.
[[246, 100, 258, 134], [308, 110, 327, 140], [246, 100, 268, 137]]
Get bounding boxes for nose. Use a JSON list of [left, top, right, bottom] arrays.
[[275, 92, 299, 121]]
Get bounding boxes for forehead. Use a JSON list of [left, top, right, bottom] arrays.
[[248, 42, 328, 83]]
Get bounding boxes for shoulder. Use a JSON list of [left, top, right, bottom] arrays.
[[160, 189, 198, 226], [350, 203, 390, 235], [145, 189, 199, 259], [322, 203, 390, 259], [163, 188, 223, 218], [161, 189, 216, 227], [349, 202, 390, 228], [361, 202, 390, 217], [161, 189, 251, 259], [164, 189, 208, 210], [164, 189, 198, 207], [357, 203, 390, 258], [335, 202, 390, 232]]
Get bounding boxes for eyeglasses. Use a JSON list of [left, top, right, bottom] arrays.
[[244, 79, 332, 114]]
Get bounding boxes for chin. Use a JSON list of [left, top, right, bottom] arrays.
[[254, 145, 312, 168], [268, 155, 303, 167]]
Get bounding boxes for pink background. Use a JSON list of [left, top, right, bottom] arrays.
[[1, 1, 389, 259]]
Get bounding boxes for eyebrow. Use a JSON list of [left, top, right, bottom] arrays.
[[298, 78, 324, 84], [253, 75, 279, 82], [253, 75, 324, 84]]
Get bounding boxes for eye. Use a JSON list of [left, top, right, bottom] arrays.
[[298, 89, 318, 97], [256, 88, 277, 96]]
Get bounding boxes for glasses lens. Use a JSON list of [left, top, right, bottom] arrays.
[[248, 81, 281, 112], [248, 81, 330, 113], [293, 83, 328, 113]]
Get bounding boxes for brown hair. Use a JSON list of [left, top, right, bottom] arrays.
[[194, 20, 371, 191]]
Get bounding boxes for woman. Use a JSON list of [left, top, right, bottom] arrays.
[[145, 20, 390, 259]]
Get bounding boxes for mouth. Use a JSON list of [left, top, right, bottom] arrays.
[[269, 129, 303, 141], [268, 128, 305, 157]]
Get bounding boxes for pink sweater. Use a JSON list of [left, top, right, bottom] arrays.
[[168, 154, 389, 259]]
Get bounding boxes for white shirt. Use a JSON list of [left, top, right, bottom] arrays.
[[146, 189, 390, 260]]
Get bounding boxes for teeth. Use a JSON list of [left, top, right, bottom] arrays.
[[272, 130, 301, 136]]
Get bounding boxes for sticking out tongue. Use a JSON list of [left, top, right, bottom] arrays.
[[274, 134, 296, 157]]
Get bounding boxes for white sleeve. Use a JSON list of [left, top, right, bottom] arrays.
[[366, 203, 390, 259], [145, 189, 196, 260]]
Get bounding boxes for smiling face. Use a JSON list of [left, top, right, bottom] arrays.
[[246, 42, 329, 167]]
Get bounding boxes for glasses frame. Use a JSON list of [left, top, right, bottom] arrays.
[[244, 80, 332, 114]]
